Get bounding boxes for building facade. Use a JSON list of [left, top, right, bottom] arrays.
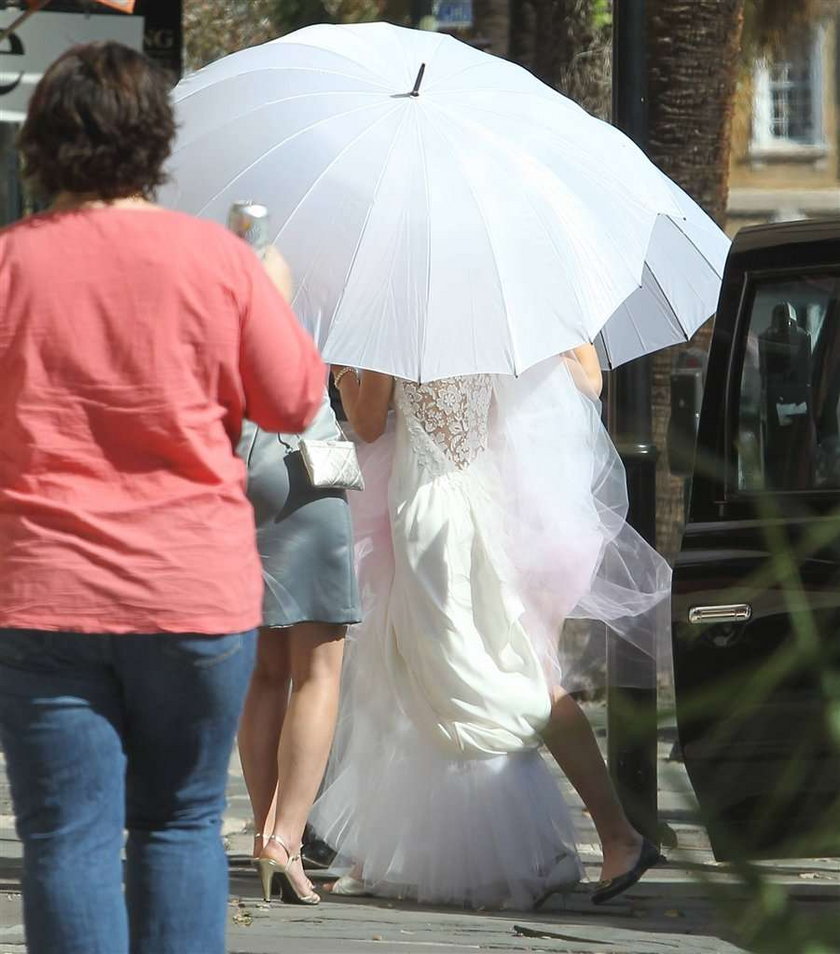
[[728, 8, 840, 233]]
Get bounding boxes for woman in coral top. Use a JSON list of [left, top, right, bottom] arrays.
[[0, 42, 324, 954]]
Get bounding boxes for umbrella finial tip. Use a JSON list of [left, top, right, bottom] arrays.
[[410, 63, 426, 97]]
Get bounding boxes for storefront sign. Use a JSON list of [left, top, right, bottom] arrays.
[[0, 9, 144, 122], [138, 0, 181, 79]]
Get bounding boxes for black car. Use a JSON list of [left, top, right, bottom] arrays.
[[672, 219, 840, 861]]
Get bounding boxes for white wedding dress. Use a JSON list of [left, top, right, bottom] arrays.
[[310, 374, 585, 910]]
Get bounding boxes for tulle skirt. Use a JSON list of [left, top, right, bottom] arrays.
[[312, 732, 582, 910]]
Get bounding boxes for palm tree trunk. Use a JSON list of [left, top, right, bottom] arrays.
[[646, 0, 746, 559], [647, 0, 746, 225]]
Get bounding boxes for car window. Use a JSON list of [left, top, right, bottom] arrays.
[[737, 273, 840, 492]]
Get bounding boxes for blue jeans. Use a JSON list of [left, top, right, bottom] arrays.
[[0, 628, 257, 954]]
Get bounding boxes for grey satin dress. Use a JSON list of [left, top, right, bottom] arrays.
[[238, 392, 361, 628]]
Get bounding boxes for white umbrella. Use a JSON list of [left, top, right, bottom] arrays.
[[163, 22, 729, 380]]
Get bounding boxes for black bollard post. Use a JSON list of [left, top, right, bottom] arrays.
[[607, 0, 659, 844]]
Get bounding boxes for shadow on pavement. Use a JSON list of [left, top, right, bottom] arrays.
[[229, 868, 731, 932]]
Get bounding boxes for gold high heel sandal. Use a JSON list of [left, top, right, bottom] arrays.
[[256, 835, 320, 905], [251, 832, 264, 864]]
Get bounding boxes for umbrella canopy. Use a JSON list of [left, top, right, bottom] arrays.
[[163, 22, 729, 380]]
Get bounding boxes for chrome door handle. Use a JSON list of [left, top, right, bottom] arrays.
[[688, 604, 752, 624]]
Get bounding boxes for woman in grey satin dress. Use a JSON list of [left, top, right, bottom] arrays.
[[236, 255, 360, 904]]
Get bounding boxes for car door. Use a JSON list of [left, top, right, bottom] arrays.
[[672, 221, 840, 861]]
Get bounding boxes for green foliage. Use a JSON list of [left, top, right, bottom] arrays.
[[590, 0, 611, 31]]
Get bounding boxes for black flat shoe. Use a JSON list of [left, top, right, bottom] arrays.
[[591, 838, 665, 905], [301, 834, 337, 871]]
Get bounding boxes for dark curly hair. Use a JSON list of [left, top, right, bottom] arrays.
[[18, 41, 175, 201]]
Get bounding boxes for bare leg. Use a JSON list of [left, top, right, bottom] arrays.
[[261, 622, 345, 895], [237, 627, 290, 859], [542, 688, 643, 882]]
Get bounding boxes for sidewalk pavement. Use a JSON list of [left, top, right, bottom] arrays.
[[0, 704, 837, 953]]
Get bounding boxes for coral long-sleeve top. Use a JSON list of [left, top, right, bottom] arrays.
[[0, 207, 325, 634]]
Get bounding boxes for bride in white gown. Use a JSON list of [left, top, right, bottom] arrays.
[[310, 348, 668, 910]]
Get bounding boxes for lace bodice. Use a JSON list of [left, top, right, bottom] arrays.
[[394, 375, 492, 472]]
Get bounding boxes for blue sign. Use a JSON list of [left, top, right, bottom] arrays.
[[433, 0, 472, 28]]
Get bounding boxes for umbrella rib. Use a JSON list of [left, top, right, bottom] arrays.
[[438, 85, 582, 112], [413, 107, 433, 382], [419, 105, 513, 372], [265, 39, 397, 89], [666, 214, 726, 279], [621, 291, 652, 353], [643, 264, 682, 336], [598, 330, 615, 370], [195, 100, 392, 217], [275, 104, 402, 243], [422, 59, 486, 89], [436, 99, 677, 218], [389, 26, 449, 91], [422, 58, 551, 96], [515, 165, 629, 345], [176, 65, 393, 107], [320, 108, 413, 353], [431, 104, 644, 359], [171, 90, 383, 155]]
